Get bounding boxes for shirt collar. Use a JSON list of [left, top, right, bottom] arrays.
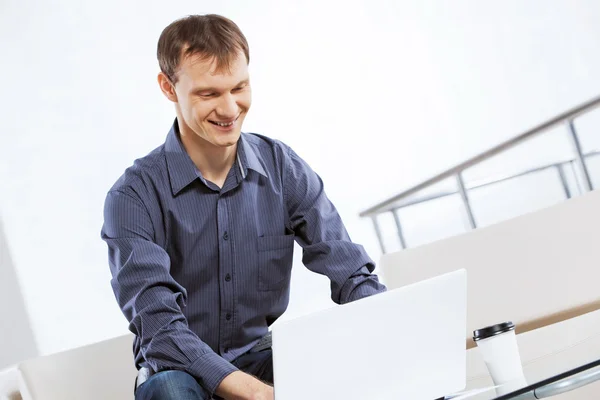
[[165, 120, 268, 196], [237, 132, 268, 179]]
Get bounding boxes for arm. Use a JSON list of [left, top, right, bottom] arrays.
[[283, 147, 387, 304], [102, 190, 262, 397]]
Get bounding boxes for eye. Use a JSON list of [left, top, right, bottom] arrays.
[[232, 84, 247, 93], [200, 92, 216, 98]]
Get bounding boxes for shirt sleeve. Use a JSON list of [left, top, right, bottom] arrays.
[[101, 190, 237, 395], [282, 146, 387, 304]]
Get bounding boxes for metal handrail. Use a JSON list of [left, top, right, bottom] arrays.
[[385, 150, 600, 211], [360, 94, 600, 218], [360, 94, 600, 253], [535, 364, 600, 398], [504, 359, 600, 399]]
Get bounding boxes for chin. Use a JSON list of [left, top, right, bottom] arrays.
[[213, 134, 241, 148]]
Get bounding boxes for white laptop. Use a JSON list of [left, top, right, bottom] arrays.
[[271, 269, 467, 400]]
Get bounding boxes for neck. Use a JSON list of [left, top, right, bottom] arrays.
[[177, 118, 237, 185]]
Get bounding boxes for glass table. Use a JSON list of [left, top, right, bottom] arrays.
[[442, 356, 600, 399]]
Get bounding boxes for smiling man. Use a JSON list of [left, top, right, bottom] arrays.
[[101, 14, 386, 400]]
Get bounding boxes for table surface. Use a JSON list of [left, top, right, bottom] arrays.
[[448, 357, 600, 400]]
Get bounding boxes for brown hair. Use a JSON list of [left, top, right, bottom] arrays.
[[157, 14, 250, 83]]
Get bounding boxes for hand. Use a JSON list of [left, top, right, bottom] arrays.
[[248, 383, 273, 400], [216, 371, 274, 400]]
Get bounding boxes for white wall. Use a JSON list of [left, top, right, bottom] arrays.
[[1, 0, 600, 355], [0, 216, 38, 368]]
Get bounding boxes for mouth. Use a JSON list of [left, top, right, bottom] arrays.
[[208, 115, 239, 128]]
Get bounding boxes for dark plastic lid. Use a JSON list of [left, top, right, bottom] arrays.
[[473, 321, 515, 341]]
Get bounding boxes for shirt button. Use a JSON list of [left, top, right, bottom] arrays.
[[225, 273, 232, 282], [226, 313, 232, 321], [223, 231, 229, 240]]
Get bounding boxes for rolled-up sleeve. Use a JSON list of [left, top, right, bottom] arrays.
[[101, 190, 237, 394], [283, 147, 387, 304]]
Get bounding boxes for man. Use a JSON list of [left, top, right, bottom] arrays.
[[101, 14, 386, 400]]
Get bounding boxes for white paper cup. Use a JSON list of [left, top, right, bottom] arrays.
[[473, 322, 525, 386]]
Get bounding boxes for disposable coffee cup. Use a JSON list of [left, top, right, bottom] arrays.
[[473, 322, 525, 386]]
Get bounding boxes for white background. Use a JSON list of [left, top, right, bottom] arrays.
[[1, 0, 600, 357]]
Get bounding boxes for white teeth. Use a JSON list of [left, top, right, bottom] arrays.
[[214, 121, 233, 127]]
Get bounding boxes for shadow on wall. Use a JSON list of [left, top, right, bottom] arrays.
[[0, 215, 38, 369]]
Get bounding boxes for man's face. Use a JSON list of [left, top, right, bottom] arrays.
[[168, 51, 251, 148]]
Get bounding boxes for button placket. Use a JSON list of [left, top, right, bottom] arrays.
[[217, 196, 235, 354]]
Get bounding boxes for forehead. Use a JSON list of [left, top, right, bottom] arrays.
[[177, 51, 249, 88]]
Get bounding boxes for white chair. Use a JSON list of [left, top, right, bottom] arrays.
[[379, 189, 600, 344], [16, 334, 136, 400], [0, 366, 21, 400]]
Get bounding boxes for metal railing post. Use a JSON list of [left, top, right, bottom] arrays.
[[555, 164, 572, 199], [568, 160, 583, 195], [371, 216, 386, 254], [391, 209, 407, 250], [567, 119, 593, 192], [455, 172, 477, 229]]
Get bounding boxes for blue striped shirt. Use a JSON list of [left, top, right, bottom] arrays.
[[101, 120, 386, 394]]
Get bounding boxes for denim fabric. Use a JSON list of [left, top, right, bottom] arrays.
[[135, 349, 273, 400]]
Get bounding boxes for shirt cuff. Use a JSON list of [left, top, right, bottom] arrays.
[[189, 351, 239, 395], [347, 278, 387, 303]]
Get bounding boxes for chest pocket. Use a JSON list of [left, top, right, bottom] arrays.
[[257, 234, 295, 291]]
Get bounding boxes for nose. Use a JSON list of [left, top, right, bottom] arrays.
[[216, 93, 238, 119]]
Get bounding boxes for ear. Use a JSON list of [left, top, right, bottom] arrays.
[[158, 72, 178, 103]]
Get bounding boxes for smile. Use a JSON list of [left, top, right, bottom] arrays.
[[210, 121, 234, 127], [209, 116, 239, 127]]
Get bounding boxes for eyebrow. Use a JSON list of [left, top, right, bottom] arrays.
[[192, 79, 250, 95]]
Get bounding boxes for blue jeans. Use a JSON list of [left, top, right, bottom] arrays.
[[135, 349, 274, 400]]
